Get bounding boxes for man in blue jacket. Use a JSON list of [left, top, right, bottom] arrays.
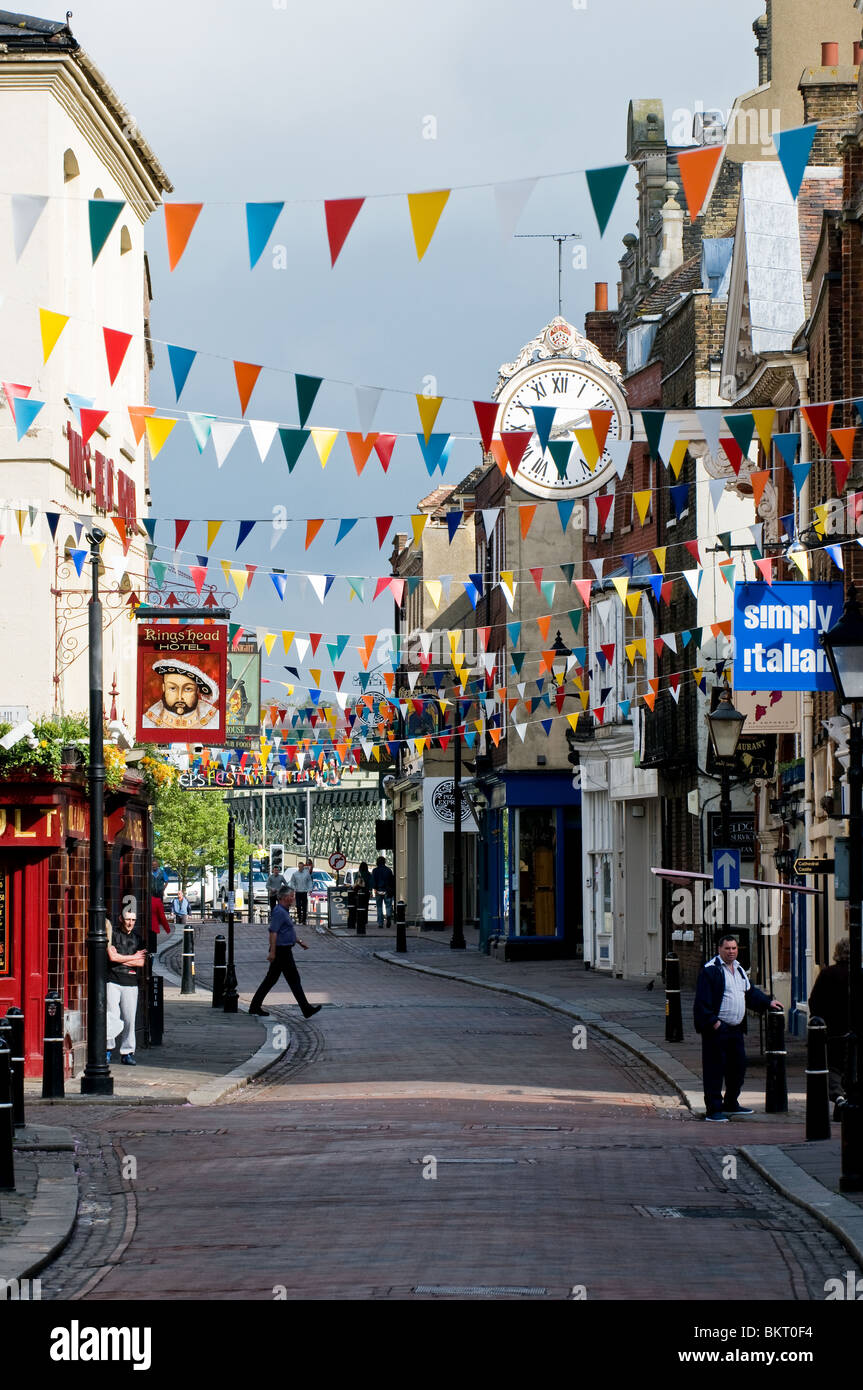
[[693, 934, 781, 1122], [248, 887, 322, 1019]]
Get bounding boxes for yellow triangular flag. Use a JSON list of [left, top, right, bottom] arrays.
[[29, 542, 47, 568], [416, 395, 443, 444], [566, 712, 580, 733], [668, 440, 688, 479], [282, 630, 295, 654], [259, 739, 271, 767], [310, 428, 338, 467], [626, 591, 642, 616], [652, 547, 667, 574], [263, 633, 277, 656], [635, 638, 647, 659], [407, 189, 451, 260], [145, 416, 177, 459], [39, 308, 69, 363], [633, 490, 652, 525], [411, 514, 428, 548], [425, 580, 442, 609], [574, 427, 601, 471], [611, 577, 629, 605], [15, 510, 25, 536], [812, 504, 828, 538], [625, 642, 637, 666], [207, 520, 223, 550], [309, 668, 322, 687], [579, 691, 590, 710], [230, 569, 248, 598], [220, 559, 231, 587], [751, 409, 776, 456], [788, 547, 809, 579]]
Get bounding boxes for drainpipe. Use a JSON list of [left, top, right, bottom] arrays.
[[793, 358, 814, 1034]]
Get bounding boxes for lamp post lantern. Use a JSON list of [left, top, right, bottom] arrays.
[[820, 584, 863, 1190]]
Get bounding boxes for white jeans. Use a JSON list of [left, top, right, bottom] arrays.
[[107, 982, 138, 1054]]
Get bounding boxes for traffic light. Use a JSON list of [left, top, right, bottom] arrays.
[[269, 843, 284, 875], [565, 727, 579, 767], [292, 818, 306, 847]]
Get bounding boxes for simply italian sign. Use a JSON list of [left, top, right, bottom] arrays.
[[733, 582, 843, 691]]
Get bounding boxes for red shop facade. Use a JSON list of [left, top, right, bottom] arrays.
[[0, 771, 151, 1078]]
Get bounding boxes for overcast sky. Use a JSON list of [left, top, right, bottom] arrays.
[[67, 0, 762, 695]]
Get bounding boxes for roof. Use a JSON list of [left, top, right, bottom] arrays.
[[0, 9, 76, 45], [739, 162, 805, 354], [636, 254, 702, 318]]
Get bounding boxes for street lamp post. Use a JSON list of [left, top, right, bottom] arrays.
[[223, 810, 239, 1012], [333, 813, 343, 885], [820, 584, 863, 1190], [706, 689, 746, 947], [81, 528, 113, 1095]]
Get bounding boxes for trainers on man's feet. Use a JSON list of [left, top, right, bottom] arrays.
[[121, 1053, 137, 1066], [723, 1105, 755, 1116], [704, 1112, 729, 1122], [303, 1004, 322, 1019]]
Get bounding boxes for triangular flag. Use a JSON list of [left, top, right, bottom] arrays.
[[295, 374, 322, 428], [641, 410, 666, 461], [39, 308, 68, 363], [164, 203, 202, 270], [407, 189, 451, 260], [416, 394, 443, 443], [207, 520, 223, 549], [346, 432, 378, 474], [607, 438, 631, 480], [305, 519, 324, 549], [519, 504, 537, 539], [595, 494, 614, 531], [324, 197, 365, 266], [502, 431, 533, 471], [789, 460, 811, 496], [14, 398, 44, 440], [574, 428, 601, 471], [751, 409, 776, 455], [356, 385, 382, 433], [374, 434, 397, 471], [473, 401, 499, 451], [248, 420, 277, 461], [376, 516, 394, 548], [574, 580, 592, 608], [652, 547, 667, 573], [585, 164, 628, 235], [144, 416, 177, 459], [750, 470, 770, 507], [89, 199, 124, 262], [632, 490, 652, 525], [445, 511, 462, 544], [128, 404, 155, 444], [611, 577, 628, 605], [234, 361, 262, 416], [279, 427, 310, 471], [549, 440, 573, 481], [416, 433, 452, 475], [834, 459, 851, 494], [557, 499, 575, 534], [310, 428, 338, 467], [245, 202, 284, 269], [211, 421, 244, 468], [167, 344, 197, 401], [335, 518, 358, 544], [236, 520, 256, 550], [103, 327, 132, 385], [12, 194, 48, 260], [676, 144, 723, 221], [174, 520, 190, 550], [724, 412, 755, 459], [532, 405, 557, 455], [773, 124, 819, 201], [493, 177, 537, 240], [801, 404, 834, 455], [831, 427, 856, 464]]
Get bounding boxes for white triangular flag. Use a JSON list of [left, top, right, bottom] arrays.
[[355, 385, 382, 434], [697, 409, 723, 465], [407, 670, 419, 690], [661, 632, 678, 653], [512, 718, 527, 742], [295, 637, 311, 661], [307, 576, 328, 604], [493, 178, 538, 241], [682, 569, 702, 597], [606, 438, 631, 480], [591, 558, 605, 581], [211, 421, 244, 468], [709, 478, 726, 514], [249, 420, 277, 462], [12, 194, 48, 261], [481, 507, 500, 537]]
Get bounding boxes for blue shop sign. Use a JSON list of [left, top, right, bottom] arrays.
[[733, 582, 843, 692]]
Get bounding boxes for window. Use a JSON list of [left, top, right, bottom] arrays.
[[63, 148, 79, 182], [119, 225, 132, 255]]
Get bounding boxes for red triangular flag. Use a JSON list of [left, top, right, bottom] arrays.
[[376, 516, 393, 548], [324, 197, 365, 266], [530, 566, 544, 593], [189, 565, 207, 595], [175, 520, 190, 549], [685, 539, 700, 562], [601, 643, 616, 665], [834, 459, 851, 494], [596, 494, 614, 530], [720, 437, 743, 475], [676, 144, 724, 221], [660, 580, 673, 605], [103, 327, 132, 385], [80, 408, 108, 445], [309, 633, 322, 654], [374, 434, 397, 471], [501, 431, 532, 471], [755, 557, 774, 585], [802, 404, 834, 454], [473, 401, 499, 452], [245, 565, 256, 589]]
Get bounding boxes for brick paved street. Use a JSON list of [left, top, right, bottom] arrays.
[[30, 926, 861, 1302]]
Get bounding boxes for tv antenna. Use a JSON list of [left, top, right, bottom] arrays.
[[514, 232, 582, 318]]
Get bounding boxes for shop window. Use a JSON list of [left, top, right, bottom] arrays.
[[514, 807, 556, 936], [63, 148, 79, 182]]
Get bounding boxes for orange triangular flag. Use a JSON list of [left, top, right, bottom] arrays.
[[164, 203, 202, 271], [536, 614, 551, 642], [677, 144, 724, 222], [345, 432, 378, 474], [128, 405, 155, 444], [234, 361, 262, 416], [490, 440, 509, 476], [519, 504, 536, 539], [750, 470, 770, 507], [643, 692, 657, 712], [589, 409, 613, 456], [305, 519, 324, 549], [831, 427, 856, 464]]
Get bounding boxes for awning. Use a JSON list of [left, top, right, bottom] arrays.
[[651, 867, 818, 896]]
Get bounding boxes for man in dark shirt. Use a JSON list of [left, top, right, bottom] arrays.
[[371, 856, 395, 928], [107, 903, 147, 1065], [809, 937, 850, 1111], [248, 887, 321, 1019]]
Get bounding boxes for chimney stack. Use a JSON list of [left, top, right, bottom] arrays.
[[594, 282, 608, 312], [821, 41, 839, 66], [854, 40, 863, 66]]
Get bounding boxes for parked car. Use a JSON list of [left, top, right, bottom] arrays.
[[309, 870, 335, 911], [215, 870, 269, 920]]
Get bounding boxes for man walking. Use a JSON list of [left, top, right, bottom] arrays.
[[372, 855, 395, 929], [809, 937, 850, 1117], [266, 863, 288, 912], [291, 859, 313, 925], [248, 886, 321, 1019], [693, 934, 781, 1121]]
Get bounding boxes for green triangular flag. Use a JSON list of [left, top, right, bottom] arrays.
[[278, 427, 310, 471], [720, 563, 736, 588], [511, 652, 525, 676], [568, 610, 582, 636], [347, 577, 364, 600], [540, 580, 556, 607], [724, 412, 755, 459], [295, 374, 322, 428], [560, 563, 575, 585], [548, 440, 572, 480], [641, 410, 666, 461], [89, 199, 125, 262], [150, 561, 167, 589], [717, 531, 733, 556], [585, 164, 629, 236]]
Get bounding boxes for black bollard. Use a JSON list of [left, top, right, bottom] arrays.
[[149, 973, 164, 1046], [212, 935, 227, 1008], [357, 888, 369, 936], [347, 887, 357, 933], [181, 922, 196, 995], [765, 1006, 788, 1113], [806, 1015, 831, 1141], [0, 1033, 14, 1190], [5, 1008, 24, 1130], [664, 953, 683, 1043], [42, 991, 65, 1100], [396, 899, 407, 954]]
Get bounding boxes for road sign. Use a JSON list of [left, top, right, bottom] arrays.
[[328, 851, 347, 871], [794, 858, 834, 876], [713, 849, 740, 891], [707, 812, 756, 860]]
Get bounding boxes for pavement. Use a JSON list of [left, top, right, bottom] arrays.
[[3, 915, 862, 1293]]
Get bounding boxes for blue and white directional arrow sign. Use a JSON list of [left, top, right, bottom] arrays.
[[713, 849, 740, 891]]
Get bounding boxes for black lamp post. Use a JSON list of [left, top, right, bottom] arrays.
[[450, 701, 466, 951], [80, 528, 112, 1095], [820, 584, 863, 1190], [333, 813, 343, 885], [706, 689, 746, 942], [223, 809, 239, 1012], [550, 630, 571, 688]]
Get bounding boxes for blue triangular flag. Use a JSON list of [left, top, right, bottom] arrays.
[[70, 548, 88, 577], [618, 700, 631, 720], [557, 500, 575, 534], [67, 394, 94, 430], [246, 202, 285, 269], [468, 572, 484, 597], [141, 518, 157, 543], [540, 719, 553, 738], [271, 573, 287, 600], [532, 405, 557, 455], [446, 511, 463, 543], [167, 344, 197, 401], [236, 520, 256, 550], [417, 433, 452, 475], [825, 544, 844, 571], [464, 582, 479, 610], [15, 397, 44, 440], [188, 413, 216, 452], [506, 622, 521, 646], [45, 512, 60, 540], [648, 574, 663, 603], [669, 483, 689, 518], [780, 512, 795, 540], [773, 432, 800, 469], [773, 124, 818, 201], [789, 461, 811, 496], [335, 517, 358, 544]]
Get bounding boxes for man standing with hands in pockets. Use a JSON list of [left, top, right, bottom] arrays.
[[248, 886, 321, 1019]]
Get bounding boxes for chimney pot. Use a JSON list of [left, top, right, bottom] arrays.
[[594, 282, 608, 312], [855, 40, 863, 65], [821, 41, 839, 66]]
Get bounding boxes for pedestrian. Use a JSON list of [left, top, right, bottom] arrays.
[[808, 937, 850, 1117], [149, 893, 172, 953], [693, 934, 782, 1121], [291, 859, 313, 924], [107, 902, 147, 1066], [371, 855, 395, 928], [248, 887, 321, 1019], [357, 860, 373, 893], [266, 863, 288, 911], [171, 888, 190, 924]]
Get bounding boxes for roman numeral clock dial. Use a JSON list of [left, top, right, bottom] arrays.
[[496, 360, 631, 499]]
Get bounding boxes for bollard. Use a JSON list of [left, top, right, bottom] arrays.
[[5, 1008, 24, 1130], [42, 990, 65, 1100], [181, 922, 196, 995], [212, 935, 227, 1008], [396, 899, 407, 954], [149, 973, 164, 1046], [765, 1006, 788, 1113], [805, 1015, 831, 1141], [0, 1032, 14, 1190], [664, 953, 683, 1043], [347, 887, 357, 933], [356, 887, 368, 937]]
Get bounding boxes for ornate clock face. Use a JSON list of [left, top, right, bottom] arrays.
[[497, 360, 631, 499]]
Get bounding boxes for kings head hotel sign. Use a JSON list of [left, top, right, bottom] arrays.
[[136, 623, 227, 745], [733, 583, 843, 692]]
